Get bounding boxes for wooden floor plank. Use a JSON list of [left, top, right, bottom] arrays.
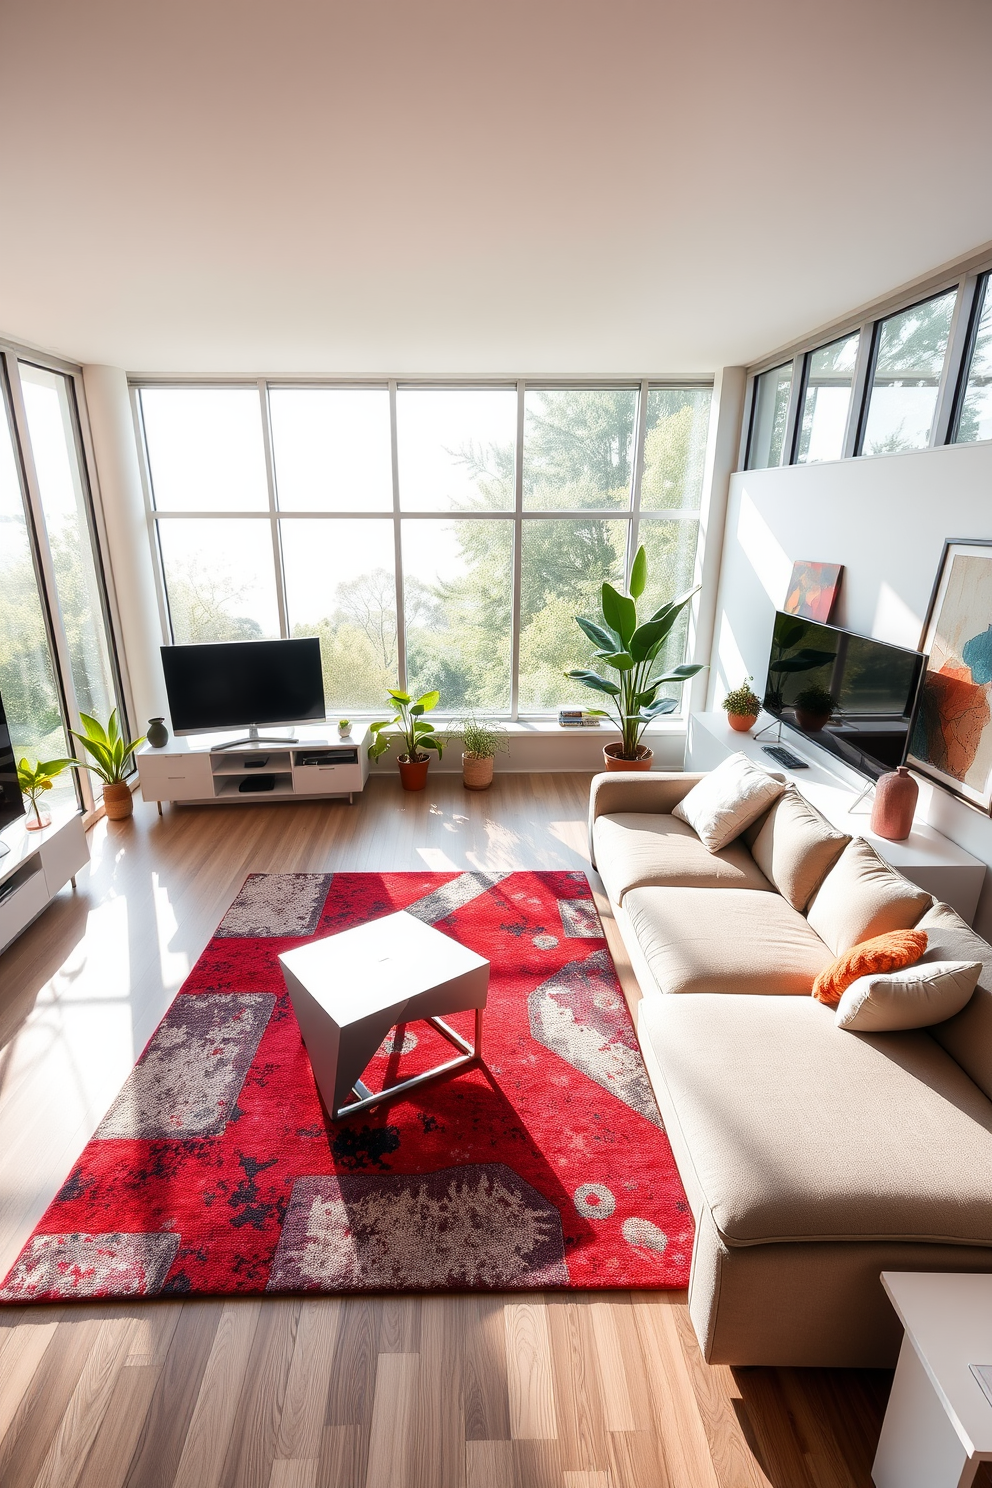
[[632, 1294, 721, 1488], [267, 1460, 318, 1488], [318, 1423, 364, 1488], [548, 1297, 608, 1473], [33, 1313, 138, 1488], [75, 1364, 161, 1488], [0, 1312, 61, 1444], [365, 1352, 419, 1488], [465, 1439, 513, 1488], [123, 1300, 224, 1488], [413, 1295, 464, 1488], [220, 1298, 301, 1488], [276, 1300, 341, 1462], [512, 1438, 564, 1488], [669, 1300, 772, 1488], [462, 1296, 512, 1444], [0, 1314, 103, 1487], [588, 1301, 636, 1434], [504, 1300, 558, 1443], [172, 1301, 262, 1488]]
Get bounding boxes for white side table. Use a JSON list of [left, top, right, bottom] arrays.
[[279, 910, 489, 1119], [874, 1272, 992, 1488]]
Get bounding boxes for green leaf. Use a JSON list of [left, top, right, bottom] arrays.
[[601, 651, 635, 671], [418, 734, 443, 755], [641, 697, 680, 719], [410, 703, 424, 716], [601, 583, 636, 645], [416, 690, 440, 713], [575, 614, 619, 652], [647, 663, 705, 683], [106, 709, 121, 748], [565, 669, 621, 697], [387, 689, 411, 704], [646, 586, 698, 627], [634, 685, 658, 709], [629, 545, 647, 599]]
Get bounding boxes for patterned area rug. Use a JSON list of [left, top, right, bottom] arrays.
[[1, 871, 692, 1301]]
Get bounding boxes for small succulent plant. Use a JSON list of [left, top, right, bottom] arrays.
[[721, 678, 761, 716]]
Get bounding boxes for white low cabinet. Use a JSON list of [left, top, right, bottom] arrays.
[[0, 804, 89, 956], [137, 726, 370, 809]]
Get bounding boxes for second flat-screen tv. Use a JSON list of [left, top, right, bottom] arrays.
[[161, 638, 326, 736], [763, 611, 925, 779]]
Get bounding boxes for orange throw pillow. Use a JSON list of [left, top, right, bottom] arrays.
[[813, 929, 928, 1006]]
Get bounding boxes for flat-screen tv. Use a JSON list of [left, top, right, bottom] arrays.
[[161, 638, 326, 736], [762, 611, 925, 780], [0, 689, 26, 848]]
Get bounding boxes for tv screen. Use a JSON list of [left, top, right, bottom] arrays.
[[0, 689, 26, 838], [762, 611, 925, 779], [161, 638, 326, 736]]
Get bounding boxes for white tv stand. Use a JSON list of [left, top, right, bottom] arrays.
[[135, 724, 370, 810], [0, 802, 89, 956]]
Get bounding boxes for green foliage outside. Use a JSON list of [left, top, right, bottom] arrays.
[[156, 389, 710, 715]]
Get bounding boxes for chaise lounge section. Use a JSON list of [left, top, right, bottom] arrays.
[[590, 768, 992, 1367]]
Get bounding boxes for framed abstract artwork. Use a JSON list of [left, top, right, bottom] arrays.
[[908, 540, 992, 813], [783, 561, 843, 623]]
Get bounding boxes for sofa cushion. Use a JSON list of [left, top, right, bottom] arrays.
[[624, 886, 832, 996], [750, 786, 850, 911], [806, 837, 932, 955], [834, 960, 981, 1031], [812, 928, 929, 1005], [638, 992, 992, 1247], [593, 813, 773, 904], [672, 752, 786, 851], [918, 900, 992, 1100]]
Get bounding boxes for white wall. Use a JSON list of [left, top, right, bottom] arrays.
[[711, 438, 992, 935]]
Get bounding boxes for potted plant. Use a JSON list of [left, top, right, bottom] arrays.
[[793, 685, 837, 732], [368, 689, 444, 791], [458, 715, 509, 791], [722, 677, 762, 733], [337, 719, 352, 738], [69, 710, 145, 820], [566, 545, 704, 771], [16, 756, 77, 831]]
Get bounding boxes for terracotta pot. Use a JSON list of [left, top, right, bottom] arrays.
[[397, 755, 430, 792], [103, 781, 134, 820], [870, 766, 919, 841], [727, 712, 758, 733], [603, 743, 654, 772], [462, 753, 494, 790], [794, 709, 830, 733]]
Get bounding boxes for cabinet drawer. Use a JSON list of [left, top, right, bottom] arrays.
[[138, 755, 213, 799], [293, 764, 363, 795], [0, 868, 49, 952]]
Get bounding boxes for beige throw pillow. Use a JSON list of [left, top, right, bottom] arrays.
[[806, 837, 932, 955], [835, 960, 981, 1031], [672, 752, 785, 853], [750, 787, 851, 911]]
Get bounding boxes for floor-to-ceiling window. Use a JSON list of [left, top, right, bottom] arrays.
[[0, 347, 126, 814], [136, 381, 713, 719]]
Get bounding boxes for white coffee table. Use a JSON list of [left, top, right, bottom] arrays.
[[874, 1272, 992, 1488], [279, 909, 489, 1120]]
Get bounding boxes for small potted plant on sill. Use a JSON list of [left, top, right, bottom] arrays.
[[17, 756, 77, 831], [793, 685, 837, 733], [458, 715, 509, 791], [368, 688, 444, 791], [722, 677, 762, 733], [566, 544, 704, 771], [69, 710, 145, 820], [337, 719, 352, 738]]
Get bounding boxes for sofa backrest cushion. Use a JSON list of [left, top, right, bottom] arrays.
[[806, 837, 932, 955], [672, 752, 785, 852], [918, 900, 992, 1099], [834, 959, 981, 1032], [750, 786, 851, 911]]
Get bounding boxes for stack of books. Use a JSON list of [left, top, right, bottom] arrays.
[[558, 710, 602, 728]]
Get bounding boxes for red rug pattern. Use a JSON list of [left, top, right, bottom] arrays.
[[1, 871, 692, 1301]]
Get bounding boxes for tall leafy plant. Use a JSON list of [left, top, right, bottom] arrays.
[[566, 545, 704, 760], [69, 710, 145, 785], [368, 689, 445, 763]]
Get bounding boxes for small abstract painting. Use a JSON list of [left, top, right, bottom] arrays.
[[783, 561, 844, 623], [908, 541, 992, 813]]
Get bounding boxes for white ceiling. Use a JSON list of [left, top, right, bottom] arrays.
[[2, 0, 991, 376]]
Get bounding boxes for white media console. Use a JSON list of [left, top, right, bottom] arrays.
[[135, 724, 370, 809], [0, 802, 89, 956]]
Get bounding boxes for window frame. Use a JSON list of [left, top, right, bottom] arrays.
[[738, 247, 992, 472], [1, 340, 131, 813], [133, 377, 714, 723]]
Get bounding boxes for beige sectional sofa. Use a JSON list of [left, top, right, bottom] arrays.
[[590, 769, 992, 1368]]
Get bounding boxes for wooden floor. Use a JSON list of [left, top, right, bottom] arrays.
[[0, 774, 891, 1487]]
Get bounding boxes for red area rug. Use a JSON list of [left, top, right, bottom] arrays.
[[1, 871, 692, 1301]]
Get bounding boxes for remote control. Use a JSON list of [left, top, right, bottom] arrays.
[[762, 744, 809, 769]]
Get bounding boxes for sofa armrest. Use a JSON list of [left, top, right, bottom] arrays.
[[588, 771, 706, 867]]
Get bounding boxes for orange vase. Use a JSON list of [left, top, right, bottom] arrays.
[[870, 767, 918, 841]]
